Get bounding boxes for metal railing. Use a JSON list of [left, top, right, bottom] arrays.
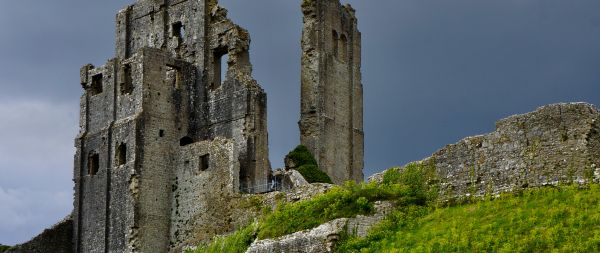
[[240, 179, 285, 194]]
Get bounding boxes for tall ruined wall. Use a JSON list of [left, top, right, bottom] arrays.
[[72, 0, 270, 252], [300, 0, 363, 184], [115, 1, 270, 181], [370, 103, 600, 199], [74, 48, 195, 252]]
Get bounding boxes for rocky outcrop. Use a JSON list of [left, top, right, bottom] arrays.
[[246, 201, 394, 253], [372, 103, 600, 199], [7, 215, 73, 253]]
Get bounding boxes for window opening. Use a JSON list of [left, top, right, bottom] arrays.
[[88, 152, 100, 175], [120, 64, 133, 95], [90, 74, 103, 96], [199, 154, 209, 172], [332, 30, 339, 58], [172, 22, 185, 42], [340, 34, 348, 62], [159, 130, 165, 137], [179, 136, 193, 146], [211, 48, 228, 90], [166, 65, 182, 89], [116, 143, 127, 166]]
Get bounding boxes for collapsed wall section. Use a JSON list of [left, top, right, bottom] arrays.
[[204, 6, 270, 191], [300, 0, 364, 184]]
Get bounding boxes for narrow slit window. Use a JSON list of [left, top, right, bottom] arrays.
[[116, 143, 127, 166], [211, 49, 228, 90], [88, 152, 100, 175], [120, 64, 133, 95], [199, 154, 209, 172], [90, 74, 103, 96]]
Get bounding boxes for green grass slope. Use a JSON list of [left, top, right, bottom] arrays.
[[339, 184, 600, 252]]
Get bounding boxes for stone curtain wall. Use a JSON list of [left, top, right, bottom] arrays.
[[7, 216, 73, 253], [426, 103, 600, 198]]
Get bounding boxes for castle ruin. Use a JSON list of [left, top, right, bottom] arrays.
[[74, 0, 271, 252], [300, 0, 364, 184], [7, 0, 364, 252]]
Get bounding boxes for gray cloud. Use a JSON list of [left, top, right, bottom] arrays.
[[1, 0, 600, 245]]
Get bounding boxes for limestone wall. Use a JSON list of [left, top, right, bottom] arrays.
[[372, 103, 600, 199], [300, 0, 363, 184]]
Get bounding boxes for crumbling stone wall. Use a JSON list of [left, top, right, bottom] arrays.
[[372, 103, 600, 199], [72, 0, 270, 252], [7, 216, 73, 253], [299, 0, 364, 184]]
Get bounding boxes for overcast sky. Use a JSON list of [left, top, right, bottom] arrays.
[[1, 0, 600, 246]]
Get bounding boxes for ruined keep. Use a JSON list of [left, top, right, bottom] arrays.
[[8, 0, 366, 252], [73, 0, 269, 252], [300, 0, 364, 184]]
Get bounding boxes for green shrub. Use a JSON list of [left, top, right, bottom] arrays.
[[382, 162, 438, 206], [286, 145, 332, 183], [297, 164, 333, 184]]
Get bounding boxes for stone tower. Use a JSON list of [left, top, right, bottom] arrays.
[[299, 0, 364, 183], [73, 0, 269, 252]]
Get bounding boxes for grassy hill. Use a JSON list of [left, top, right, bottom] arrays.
[[190, 164, 600, 253], [339, 184, 600, 252]]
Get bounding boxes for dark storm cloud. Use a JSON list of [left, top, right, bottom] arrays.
[[1, 0, 600, 245]]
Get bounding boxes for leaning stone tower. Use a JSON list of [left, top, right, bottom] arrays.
[[73, 0, 269, 252], [299, 0, 364, 183]]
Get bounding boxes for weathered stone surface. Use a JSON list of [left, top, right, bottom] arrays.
[[72, 1, 270, 252], [245, 201, 394, 253], [372, 103, 600, 199], [299, 0, 364, 184], [7, 215, 73, 253], [273, 169, 310, 191]]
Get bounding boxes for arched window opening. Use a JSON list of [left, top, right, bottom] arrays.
[[179, 136, 193, 146], [116, 143, 127, 166], [88, 152, 100, 176]]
